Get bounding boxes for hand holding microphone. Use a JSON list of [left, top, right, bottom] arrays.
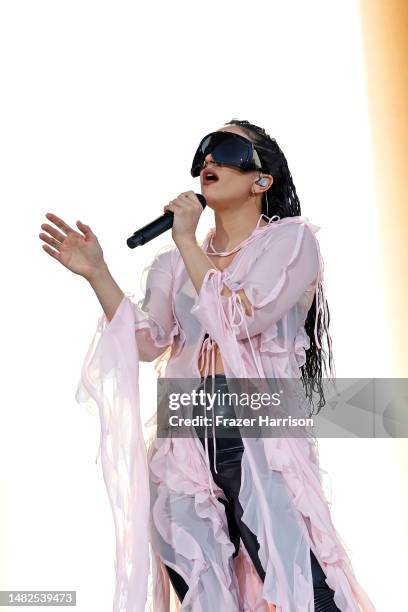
[[127, 191, 207, 248], [163, 191, 206, 245]]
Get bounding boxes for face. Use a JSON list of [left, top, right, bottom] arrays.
[[198, 125, 264, 210]]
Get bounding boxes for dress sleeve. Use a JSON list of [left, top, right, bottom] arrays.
[[132, 247, 179, 361], [73, 246, 178, 609], [191, 221, 320, 343]]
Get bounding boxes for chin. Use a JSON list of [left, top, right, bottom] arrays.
[[202, 184, 230, 198], [201, 185, 219, 202]]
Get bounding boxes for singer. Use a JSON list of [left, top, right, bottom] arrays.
[[39, 119, 377, 611]]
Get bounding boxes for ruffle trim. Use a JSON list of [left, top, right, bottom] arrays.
[[261, 436, 377, 611], [148, 438, 243, 610]]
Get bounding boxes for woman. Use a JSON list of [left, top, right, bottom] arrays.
[[39, 119, 377, 612]]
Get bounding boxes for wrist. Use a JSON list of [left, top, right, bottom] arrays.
[[85, 261, 111, 285], [174, 233, 198, 249]]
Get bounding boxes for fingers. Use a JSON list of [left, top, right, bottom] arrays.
[[164, 192, 199, 212], [40, 223, 66, 244], [179, 190, 196, 198], [40, 214, 95, 247], [175, 191, 196, 202], [39, 230, 64, 252], [163, 201, 181, 213], [45, 212, 75, 235], [179, 191, 200, 204], [41, 243, 62, 262]]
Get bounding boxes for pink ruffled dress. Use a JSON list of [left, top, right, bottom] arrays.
[[75, 213, 377, 612]]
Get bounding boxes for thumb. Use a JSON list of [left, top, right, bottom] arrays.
[[77, 220, 96, 238]]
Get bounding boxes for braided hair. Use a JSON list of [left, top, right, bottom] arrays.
[[224, 118, 334, 415]]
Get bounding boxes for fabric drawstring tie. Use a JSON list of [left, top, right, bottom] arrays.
[[198, 326, 262, 499], [225, 292, 264, 378], [198, 335, 219, 498], [197, 212, 281, 496]]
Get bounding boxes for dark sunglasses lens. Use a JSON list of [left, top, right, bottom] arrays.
[[191, 133, 251, 176], [212, 137, 249, 166], [191, 135, 213, 176]]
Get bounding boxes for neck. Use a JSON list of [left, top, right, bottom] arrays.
[[211, 203, 267, 252]]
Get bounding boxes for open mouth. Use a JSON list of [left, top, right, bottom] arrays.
[[202, 169, 219, 185]]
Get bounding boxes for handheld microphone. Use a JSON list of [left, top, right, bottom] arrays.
[[127, 193, 207, 248]]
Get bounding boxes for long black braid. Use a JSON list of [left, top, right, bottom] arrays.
[[224, 118, 335, 415]]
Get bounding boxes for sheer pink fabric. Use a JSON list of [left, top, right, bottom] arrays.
[[75, 214, 377, 612]]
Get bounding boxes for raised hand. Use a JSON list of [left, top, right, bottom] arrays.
[[163, 191, 204, 245], [39, 213, 106, 281]]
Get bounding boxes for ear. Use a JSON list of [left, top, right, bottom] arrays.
[[253, 173, 274, 195], [261, 174, 274, 189]]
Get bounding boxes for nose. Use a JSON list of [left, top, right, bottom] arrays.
[[203, 153, 216, 167]]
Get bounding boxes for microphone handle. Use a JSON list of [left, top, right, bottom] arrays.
[[127, 193, 206, 248]]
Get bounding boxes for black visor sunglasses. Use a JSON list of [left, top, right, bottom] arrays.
[[190, 131, 264, 178]]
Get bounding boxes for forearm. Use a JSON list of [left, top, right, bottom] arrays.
[[87, 263, 125, 323], [175, 235, 251, 313], [174, 236, 220, 295]]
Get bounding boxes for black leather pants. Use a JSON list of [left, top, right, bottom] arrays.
[[164, 374, 341, 611]]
